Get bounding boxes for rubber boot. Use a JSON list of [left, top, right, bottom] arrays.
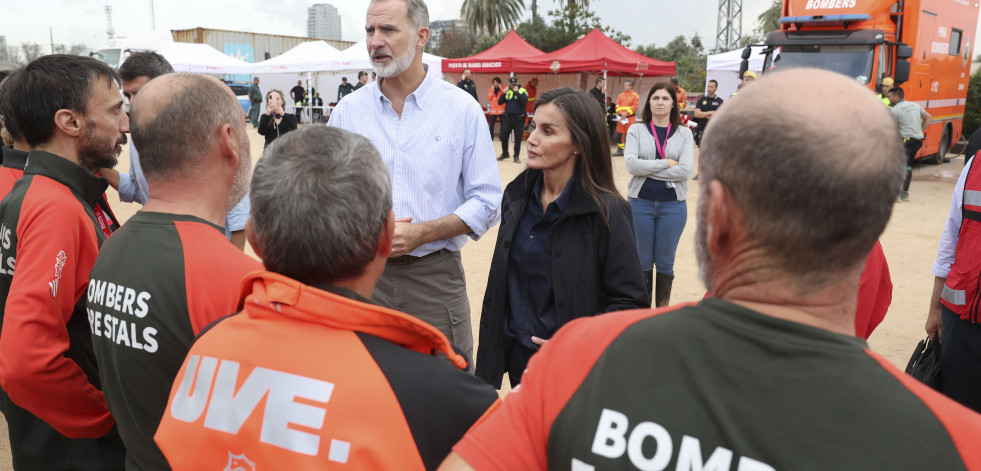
[[642, 270, 654, 307], [655, 272, 674, 308]]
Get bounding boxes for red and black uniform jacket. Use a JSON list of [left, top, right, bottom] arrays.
[[87, 211, 261, 471], [456, 299, 981, 470], [155, 271, 498, 470], [0, 150, 124, 470]]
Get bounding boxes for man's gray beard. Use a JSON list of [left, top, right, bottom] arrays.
[[372, 46, 416, 78], [226, 138, 252, 213], [695, 184, 714, 293]]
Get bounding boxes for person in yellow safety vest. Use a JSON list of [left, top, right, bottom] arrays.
[[613, 80, 639, 156], [877, 77, 894, 107], [730, 70, 757, 97]]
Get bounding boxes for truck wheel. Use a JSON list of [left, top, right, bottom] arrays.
[[925, 126, 950, 165], [939, 126, 951, 162]]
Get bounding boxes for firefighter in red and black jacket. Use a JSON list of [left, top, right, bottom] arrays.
[[0, 55, 128, 470], [928, 150, 981, 414], [156, 126, 497, 471]]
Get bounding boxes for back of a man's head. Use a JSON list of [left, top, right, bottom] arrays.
[[118, 51, 174, 82], [699, 68, 904, 288], [0, 70, 24, 142], [130, 73, 241, 183], [11, 54, 119, 147], [251, 126, 392, 284]]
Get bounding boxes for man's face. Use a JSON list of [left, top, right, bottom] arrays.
[[624, 82, 632, 91], [78, 78, 129, 171], [359, 74, 368, 84], [888, 92, 900, 106], [742, 75, 755, 85], [493, 79, 501, 88], [297, 81, 302, 86], [366, 0, 421, 78], [462, 69, 471, 81], [707, 81, 717, 96], [122, 75, 151, 103], [254, 78, 259, 85], [598, 80, 606, 92], [510, 81, 519, 91]]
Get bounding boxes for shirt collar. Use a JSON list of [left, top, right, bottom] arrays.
[[24, 150, 108, 207], [1, 146, 28, 171], [531, 170, 576, 214], [374, 72, 435, 112]]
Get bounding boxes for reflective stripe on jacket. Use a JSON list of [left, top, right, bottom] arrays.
[[942, 161, 981, 321]]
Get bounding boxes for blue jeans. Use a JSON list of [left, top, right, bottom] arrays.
[[629, 198, 687, 274]]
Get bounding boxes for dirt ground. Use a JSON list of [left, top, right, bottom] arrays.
[[0, 124, 963, 467]]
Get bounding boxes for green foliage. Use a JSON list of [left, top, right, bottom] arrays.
[[430, 27, 478, 59], [964, 69, 981, 138], [461, 0, 526, 36], [741, 0, 781, 47], [634, 34, 706, 91], [492, 4, 629, 54], [470, 32, 506, 56]]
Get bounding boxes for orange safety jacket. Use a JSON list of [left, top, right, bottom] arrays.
[[615, 90, 640, 134], [155, 271, 497, 471], [942, 161, 981, 321], [488, 86, 505, 115]]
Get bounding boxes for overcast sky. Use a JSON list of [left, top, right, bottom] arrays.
[[3, 0, 775, 54]]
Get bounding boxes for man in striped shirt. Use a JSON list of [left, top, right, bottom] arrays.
[[328, 0, 502, 370]]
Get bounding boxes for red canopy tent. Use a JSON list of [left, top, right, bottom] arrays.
[[441, 31, 546, 74], [511, 29, 675, 76]]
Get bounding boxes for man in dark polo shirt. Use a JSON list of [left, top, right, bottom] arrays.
[[86, 72, 260, 471], [693, 79, 723, 146], [441, 69, 981, 470]]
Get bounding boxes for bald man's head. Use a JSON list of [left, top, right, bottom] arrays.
[[131, 73, 245, 184], [698, 68, 904, 286]]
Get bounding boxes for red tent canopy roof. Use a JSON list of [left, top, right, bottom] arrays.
[[442, 31, 545, 73], [471, 31, 545, 59], [511, 29, 675, 76]]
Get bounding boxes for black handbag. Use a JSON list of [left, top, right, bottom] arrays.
[[905, 337, 942, 391]]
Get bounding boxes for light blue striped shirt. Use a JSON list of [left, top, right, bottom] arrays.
[[328, 74, 502, 257]]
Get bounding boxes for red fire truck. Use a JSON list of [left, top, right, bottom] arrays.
[[754, 0, 981, 162]]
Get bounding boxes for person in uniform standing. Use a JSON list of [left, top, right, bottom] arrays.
[[0, 54, 128, 471], [248, 77, 262, 128], [888, 87, 930, 202], [457, 69, 478, 102], [328, 0, 502, 371], [497, 77, 528, 163], [290, 80, 306, 121], [487, 77, 505, 139], [877, 77, 894, 107], [693, 79, 723, 146], [612, 80, 639, 156], [337, 77, 355, 101], [354, 70, 369, 91]]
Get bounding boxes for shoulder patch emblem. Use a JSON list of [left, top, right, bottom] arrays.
[[49, 250, 67, 298]]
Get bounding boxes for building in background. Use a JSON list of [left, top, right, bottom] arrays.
[[308, 3, 342, 41], [429, 20, 467, 51]]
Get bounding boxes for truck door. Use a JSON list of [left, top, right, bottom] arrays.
[[914, 11, 938, 157]]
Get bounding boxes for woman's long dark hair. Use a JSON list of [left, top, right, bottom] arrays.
[[641, 81, 682, 127], [534, 87, 623, 227]]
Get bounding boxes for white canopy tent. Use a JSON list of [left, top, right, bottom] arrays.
[[252, 40, 343, 74], [155, 43, 254, 75], [705, 46, 766, 99], [252, 38, 445, 122]]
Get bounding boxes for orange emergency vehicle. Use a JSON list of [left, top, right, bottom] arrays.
[[756, 0, 980, 162]]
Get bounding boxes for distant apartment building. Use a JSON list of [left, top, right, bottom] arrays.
[[308, 3, 342, 41], [429, 19, 467, 50], [0, 36, 6, 61]]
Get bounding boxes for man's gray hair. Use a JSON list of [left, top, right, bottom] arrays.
[[372, 0, 429, 30], [131, 73, 240, 183], [251, 126, 392, 284]]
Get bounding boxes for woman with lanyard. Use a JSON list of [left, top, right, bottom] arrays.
[[257, 89, 297, 149], [475, 88, 648, 388], [624, 81, 694, 307]]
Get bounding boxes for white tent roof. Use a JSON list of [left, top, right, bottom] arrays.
[[155, 43, 254, 75], [252, 41, 343, 74], [706, 46, 767, 72]]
